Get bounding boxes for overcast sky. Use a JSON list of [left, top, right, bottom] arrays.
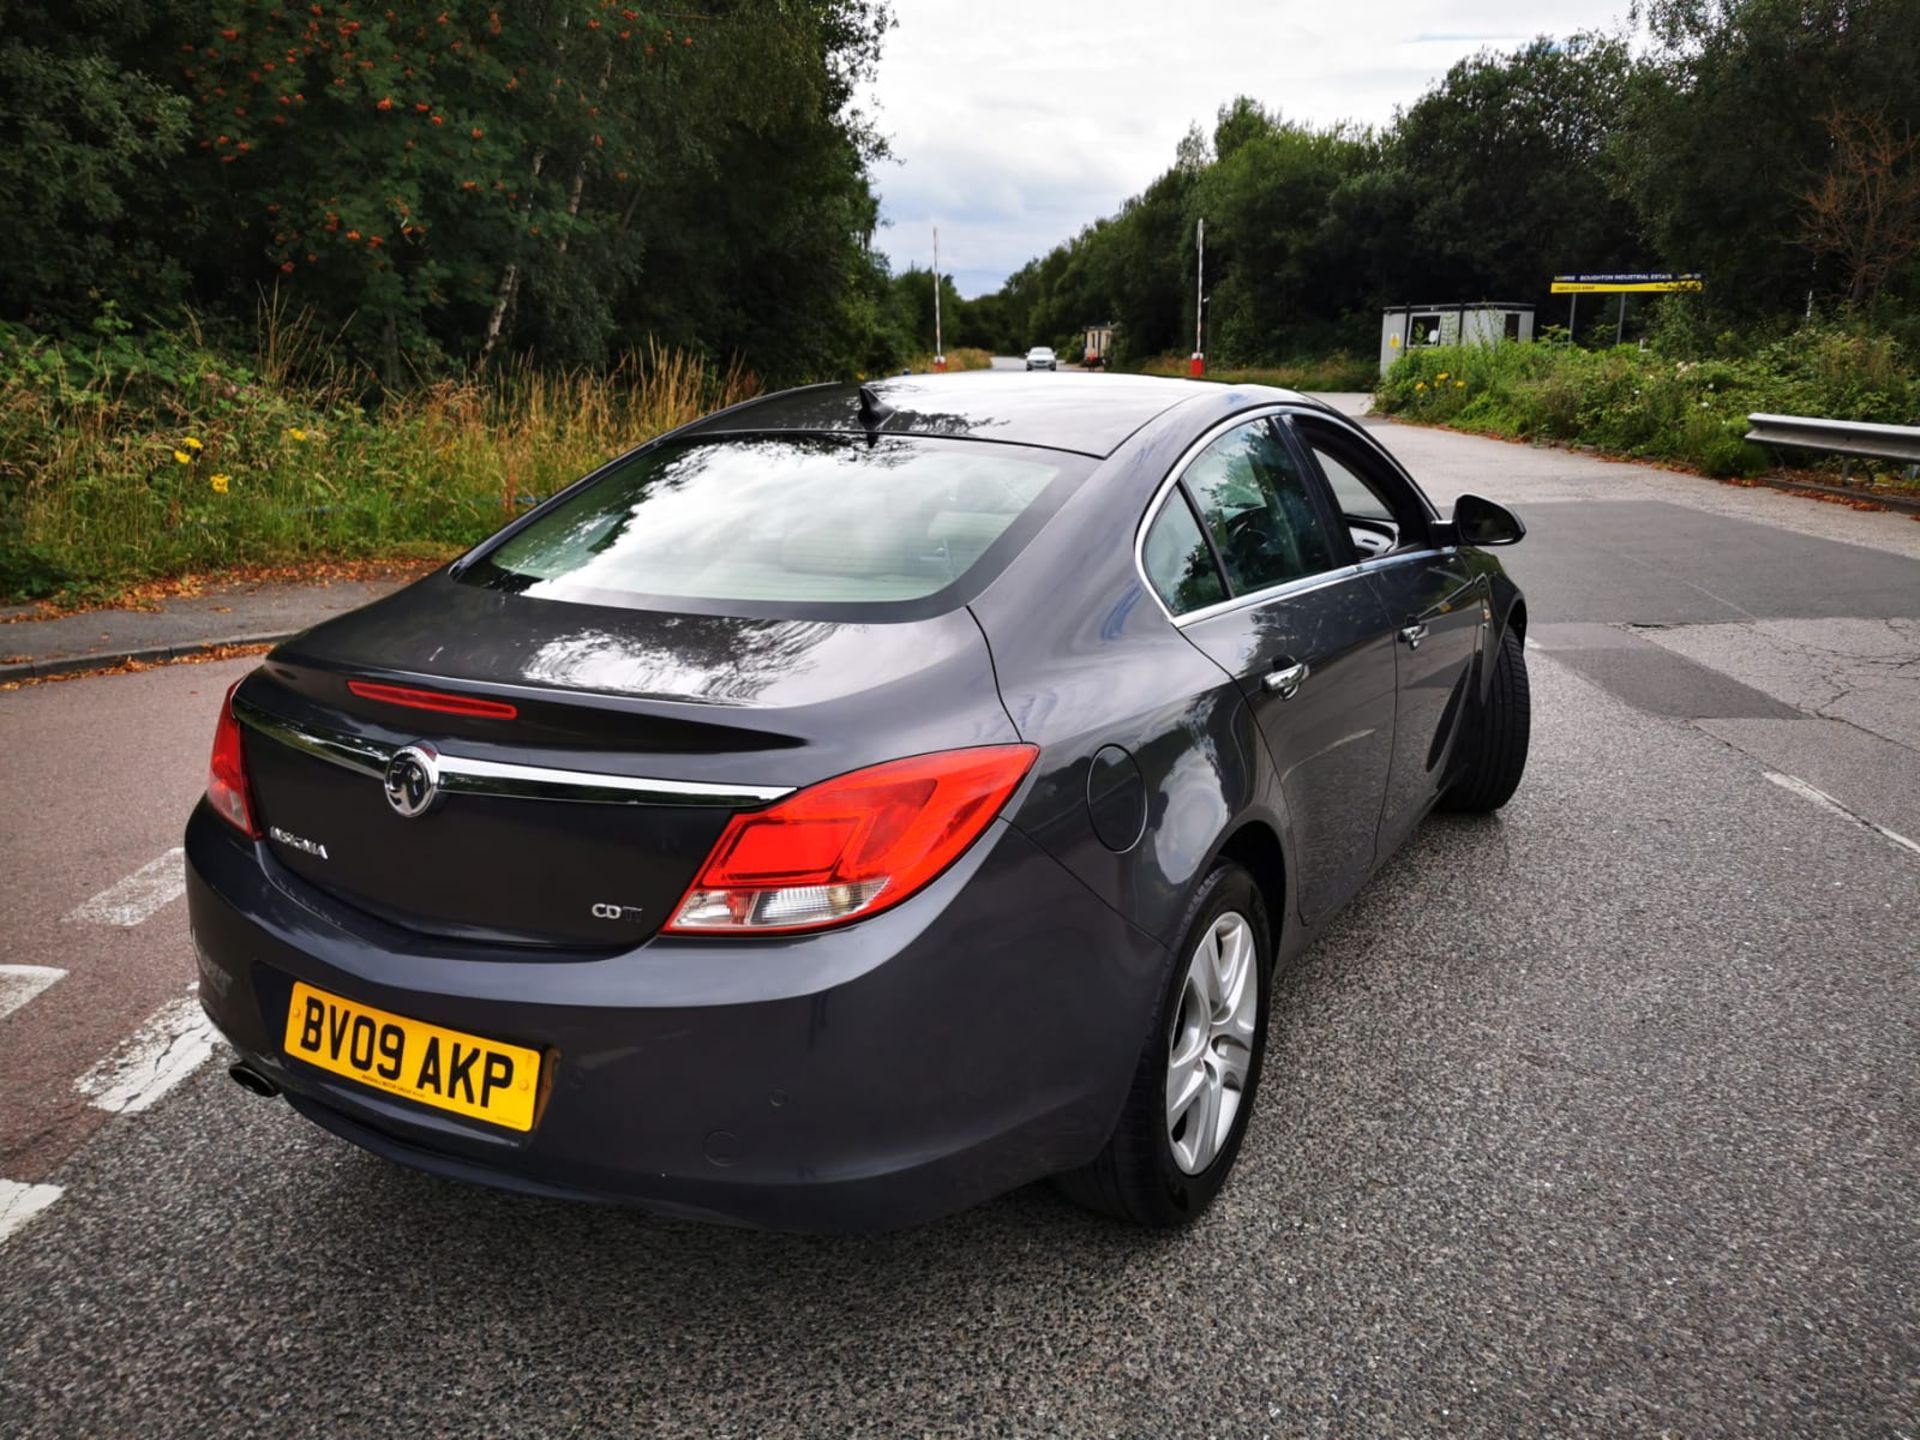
[[863, 0, 1633, 297]]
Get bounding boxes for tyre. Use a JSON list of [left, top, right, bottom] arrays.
[[1056, 861, 1271, 1227], [1441, 622, 1530, 812]]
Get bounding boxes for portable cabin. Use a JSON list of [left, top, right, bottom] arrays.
[[1380, 302, 1533, 375]]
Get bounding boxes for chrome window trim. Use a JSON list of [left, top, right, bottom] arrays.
[[232, 694, 792, 807], [1156, 563, 1368, 627], [1134, 405, 1386, 628], [1355, 547, 1449, 575]]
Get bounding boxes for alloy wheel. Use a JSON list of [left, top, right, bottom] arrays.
[[1165, 910, 1259, 1175]]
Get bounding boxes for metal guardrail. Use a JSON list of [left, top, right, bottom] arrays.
[[1745, 413, 1920, 466]]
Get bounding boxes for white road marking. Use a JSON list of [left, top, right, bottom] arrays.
[[1764, 772, 1920, 860], [73, 993, 217, 1114], [0, 1180, 63, 1245], [0, 965, 65, 1021], [63, 848, 186, 928]]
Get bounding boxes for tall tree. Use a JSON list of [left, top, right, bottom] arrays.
[[0, 6, 196, 329], [1374, 35, 1646, 305], [1799, 106, 1920, 305], [1185, 119, 1360, 361], [0, 0, 895, 381], [1619, 0, 1920, 313]]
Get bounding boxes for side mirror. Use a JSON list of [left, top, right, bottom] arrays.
[[1450, 493, 1525, 547]]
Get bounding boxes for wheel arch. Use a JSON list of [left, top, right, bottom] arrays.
[[1504, 594, 1528, 645], [1214, 819, 1287, 959]]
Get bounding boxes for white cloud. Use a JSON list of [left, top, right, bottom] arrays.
[[865, 0, 1631, 296]]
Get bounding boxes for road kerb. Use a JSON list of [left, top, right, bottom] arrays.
[[0, 631, 295, 685]]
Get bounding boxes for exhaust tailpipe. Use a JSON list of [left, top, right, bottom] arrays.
[[228, 1062, 281, 1099]]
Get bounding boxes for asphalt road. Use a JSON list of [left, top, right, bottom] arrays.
[[2, 410, 1917, 1438]]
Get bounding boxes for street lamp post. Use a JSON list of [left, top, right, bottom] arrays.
[[933, 226, 945, 372], [1191, 217, 1205, 376]]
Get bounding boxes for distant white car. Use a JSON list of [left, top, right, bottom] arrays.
[[1025, 346, 1057, 371]]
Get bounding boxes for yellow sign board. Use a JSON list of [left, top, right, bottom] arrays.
[[1551, 274, 1703, 294]]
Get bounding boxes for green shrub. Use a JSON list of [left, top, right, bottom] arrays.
[[1375, 325, 1920, 480]]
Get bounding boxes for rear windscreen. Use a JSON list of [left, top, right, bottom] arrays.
[[460, 435, 1084, 617]]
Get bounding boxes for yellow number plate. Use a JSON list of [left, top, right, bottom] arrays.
[[283, 981, 542, 1132]]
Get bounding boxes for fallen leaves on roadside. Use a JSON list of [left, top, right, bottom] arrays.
[[0, 642, 275, 691], [2, 555, 453, 623], [1767, 483, 1893, 513]]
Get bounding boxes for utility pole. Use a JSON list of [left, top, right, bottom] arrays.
[[1191, 217, 1206, 376], [933, 226, 945, 372]]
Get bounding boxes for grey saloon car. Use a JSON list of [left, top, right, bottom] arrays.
[[186, 373, 1529, 1231]]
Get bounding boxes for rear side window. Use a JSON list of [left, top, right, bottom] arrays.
[[1141, 494, 1226, 615], [1181, 419, 1338, 593], [462, 436, 1082, 616]]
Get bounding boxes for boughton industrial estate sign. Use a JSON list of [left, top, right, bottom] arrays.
[[1550, 273, 1705, 293]]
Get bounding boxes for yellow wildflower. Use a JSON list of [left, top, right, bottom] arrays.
[[174, 449, 192, 464], [1435, 371, 1450, 381], [287, 427, 309, 442], [1454, 380, 1466, 389], [183, 436, 204, 451], [1414, 381, 1427, 392], [210, 473, 231, 493]]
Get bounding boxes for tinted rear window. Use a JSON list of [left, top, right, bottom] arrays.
[[461, 436, 1086, 618]]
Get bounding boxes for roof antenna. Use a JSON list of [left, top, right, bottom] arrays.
[[858, 384, 893, 438]]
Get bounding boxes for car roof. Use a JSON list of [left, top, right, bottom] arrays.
[[681, 372, 1311, 459]]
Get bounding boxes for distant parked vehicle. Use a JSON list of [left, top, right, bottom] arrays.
[[1025, 346, 1057, 371], [1083, 324, 1114, 370]]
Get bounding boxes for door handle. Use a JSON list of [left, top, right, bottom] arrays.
[[1399, 622, 1430, 649], [1263, 661, 1310, 699]]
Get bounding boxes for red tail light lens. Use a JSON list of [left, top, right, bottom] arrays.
[[667, 745, 1038, 935], [207, 679, 258, 837], [347, 680, 519, 720]]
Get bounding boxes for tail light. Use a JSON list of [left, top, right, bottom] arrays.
[[667, 745, 1037, 935], [206, 678, 258, 837]]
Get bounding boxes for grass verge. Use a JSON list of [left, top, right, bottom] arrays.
[[0, 317, 759, 605], [1135, 351, 1378, 391], [1375, 327, 1920, 482], [901, 346, 993, 374]]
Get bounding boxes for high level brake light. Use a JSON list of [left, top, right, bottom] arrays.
[[206, 678, 259, 837], [667, 745, 1038, 935], [347, 679, 519, 720]]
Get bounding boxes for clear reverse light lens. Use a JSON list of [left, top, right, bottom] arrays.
[[675, 879, 890, 930]]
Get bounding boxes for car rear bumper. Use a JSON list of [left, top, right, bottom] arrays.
[[185, 802, 1166, 1231]]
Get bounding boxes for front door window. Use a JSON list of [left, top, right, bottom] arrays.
[[1180, 419, 1338, 595]]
